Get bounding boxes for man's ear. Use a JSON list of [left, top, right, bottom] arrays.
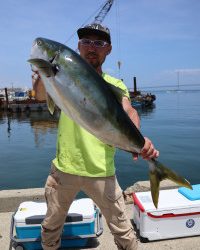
[[106, 44, 112, 55], [78, 41, 81, 51]]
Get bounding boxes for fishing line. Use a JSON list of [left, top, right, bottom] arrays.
[[115, 0, 121, 79]]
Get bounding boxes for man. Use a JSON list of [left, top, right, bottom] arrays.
[[33, 23, 159, 250]]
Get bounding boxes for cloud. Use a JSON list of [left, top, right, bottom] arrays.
[[174, 69, 200, 75], [138, 68, 200, 87], [163, 68, 200, 76]]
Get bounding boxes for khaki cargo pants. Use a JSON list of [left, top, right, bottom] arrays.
[[41, 164, 138, 250]]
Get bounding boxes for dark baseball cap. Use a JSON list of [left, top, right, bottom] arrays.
[[77, 23, 111, 44]]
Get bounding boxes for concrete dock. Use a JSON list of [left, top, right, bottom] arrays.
[[1, 181, 200, 250]]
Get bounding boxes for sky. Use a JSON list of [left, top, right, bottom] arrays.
[[0, 0, 200, 91]]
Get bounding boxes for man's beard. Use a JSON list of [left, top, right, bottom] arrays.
[[85, 52, 101, 69], [89, 60, 100, 69]]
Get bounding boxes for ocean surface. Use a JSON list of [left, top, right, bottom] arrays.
[[0, 90, 200, 191]]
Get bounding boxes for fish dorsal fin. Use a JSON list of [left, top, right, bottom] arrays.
[[28, 58, 58, 77], [46, 93, 55, 115], [107, 83, 127, 103]]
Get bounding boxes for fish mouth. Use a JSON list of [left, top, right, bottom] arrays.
[[30, 48, 58, 73], [30, 52, 56, 63]]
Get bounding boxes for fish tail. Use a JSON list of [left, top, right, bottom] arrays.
[[148, 159, 192, 208]]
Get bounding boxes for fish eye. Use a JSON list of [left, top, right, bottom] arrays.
[[37, 40, 43, 46]]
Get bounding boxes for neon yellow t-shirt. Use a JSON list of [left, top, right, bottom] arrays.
[[52, 73, 129, 177]]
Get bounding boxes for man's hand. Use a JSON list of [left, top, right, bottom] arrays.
[[31, 70, 46, 101], [132, 137, 159, 161], [32, 71, 40, 85]]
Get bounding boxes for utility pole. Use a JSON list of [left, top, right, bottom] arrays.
[[177, 71, 180, 90]]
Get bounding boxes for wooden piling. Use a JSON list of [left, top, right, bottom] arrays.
[[133, 76, 137, 93], [5, 88, 9, 110]]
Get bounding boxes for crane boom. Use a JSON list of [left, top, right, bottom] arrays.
[[93, 0, 114, 24], [65, 0, 114, 43]]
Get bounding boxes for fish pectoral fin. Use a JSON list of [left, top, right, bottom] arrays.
[[149, 159, 192, 208], [28, 58, 58, 77], [46, 94, 55, 115], [107, 84, 127, 103]]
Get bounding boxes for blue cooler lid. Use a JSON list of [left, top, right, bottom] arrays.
[[178, 184, 200, 201]]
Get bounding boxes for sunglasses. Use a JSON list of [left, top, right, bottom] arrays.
[[79, 39, 109, 48]]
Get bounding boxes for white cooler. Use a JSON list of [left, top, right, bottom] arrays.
[[133, 184, 200, 241], [10, 198, 103, 250]]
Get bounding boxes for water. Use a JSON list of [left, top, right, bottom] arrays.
[[0, 91, 200, 191], [116, 90, 200, 189], [0, 111, 59, 189]]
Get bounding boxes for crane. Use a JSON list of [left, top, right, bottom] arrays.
[[65, 0, 114, 43], [93, 0, 114, 24]]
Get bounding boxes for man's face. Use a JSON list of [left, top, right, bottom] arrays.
[[78, 34, 112, 70]]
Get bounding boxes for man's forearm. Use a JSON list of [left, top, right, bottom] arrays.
[[127, 107, 140, 129], [122, 97, 140, 129]]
